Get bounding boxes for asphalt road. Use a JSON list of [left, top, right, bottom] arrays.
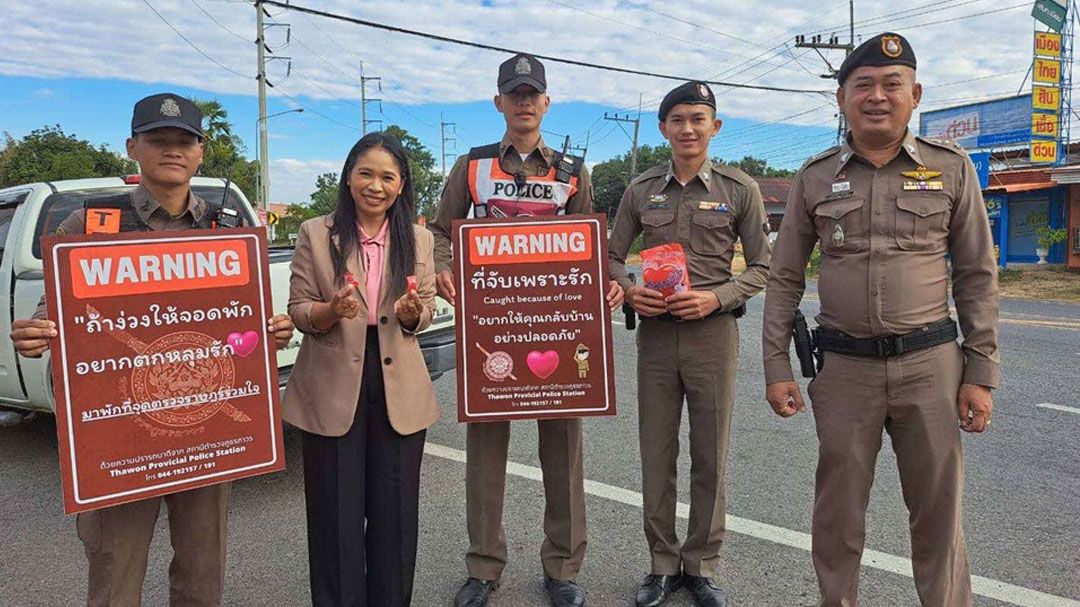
[[2, 292, 1078, 607]]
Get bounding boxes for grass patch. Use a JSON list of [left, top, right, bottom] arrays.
[[997, 266, 1080, 303]]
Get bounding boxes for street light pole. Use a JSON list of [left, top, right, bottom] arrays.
[[254, 108, 304, 211]]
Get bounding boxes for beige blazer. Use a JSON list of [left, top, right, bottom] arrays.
[[282, 215, 439, 437]]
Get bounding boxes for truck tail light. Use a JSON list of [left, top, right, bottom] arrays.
[[123, 174, 141, 184]]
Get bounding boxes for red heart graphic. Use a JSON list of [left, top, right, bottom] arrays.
[[643, 263, 682, 291], [227, 330, 260, 358], [526, 350, 560, 379]]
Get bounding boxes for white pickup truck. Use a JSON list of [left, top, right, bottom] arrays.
[[0, 176, 455, 422]]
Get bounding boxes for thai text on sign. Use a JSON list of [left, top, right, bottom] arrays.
[[1032, 113, 1059, 138], [452, 215, 616, 423], [1033, 86, 1061, 111], [1031, 140, 1058, 163], [43, 228, 284, 514], [1034, 32, 1063, 58], [1034, 58, 1062, 85]]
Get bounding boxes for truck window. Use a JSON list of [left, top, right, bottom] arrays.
[[33, 186, 251, 259], [0, 191, 29, 261]]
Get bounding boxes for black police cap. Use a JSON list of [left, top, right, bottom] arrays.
[[837, 32, 916, 86], [498, 54, 546, 94], [658, 81, 715, 121], [131, 93, 203, 138]]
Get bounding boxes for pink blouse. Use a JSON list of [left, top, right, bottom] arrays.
[[359, 220, 388, 326]]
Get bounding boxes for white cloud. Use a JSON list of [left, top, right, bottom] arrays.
[[1, 0, 1043, 143], [32, 87, 55, 99], [268, 157, 340, 205]]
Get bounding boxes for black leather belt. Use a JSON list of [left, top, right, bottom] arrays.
[[650, 303, 746, 322], [814, 318, 957, 358]]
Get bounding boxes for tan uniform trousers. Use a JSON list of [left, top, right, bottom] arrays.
[[465, 419, 587, 581], [637, 313, 738, 578], [808, 342, 971, 607], [76, 483, 230, 607]]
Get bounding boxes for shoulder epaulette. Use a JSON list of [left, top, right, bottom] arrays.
[[800, 145, 841, 171], [917, 136, 965, 154], [713, 163, 754, 186], [467, 143, 502, 160], [629, 164, 667, 187]]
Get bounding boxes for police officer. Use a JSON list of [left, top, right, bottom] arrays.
[[609, 81, 772, 607], [429, 54, 622, 607], [9, 93, 295, 607], [762, 33, 998, 606]]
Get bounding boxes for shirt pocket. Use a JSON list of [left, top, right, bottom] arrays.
[[689, 211, 735, 256], [895, 194, 951, 250], [813, 196, 867, 255], [640, 208, 677, 248]]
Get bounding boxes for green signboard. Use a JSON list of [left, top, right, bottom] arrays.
[[1032, 0, 1067, 33]]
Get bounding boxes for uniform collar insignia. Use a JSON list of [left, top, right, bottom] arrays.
[[900, 166, 943, 181]]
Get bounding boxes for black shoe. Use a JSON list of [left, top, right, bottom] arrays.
[[635, 574, 683, 607], [544, 575, 586, 607], [453, 577, 499, 607], [684, 576, 727, 607]]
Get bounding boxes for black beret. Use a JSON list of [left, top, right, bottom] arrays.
[[132, 93, 203, 138], [837, 32, 916, 86], [658, 81, 715, 121]]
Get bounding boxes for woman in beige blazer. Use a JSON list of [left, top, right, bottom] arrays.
[[282, 132, 439, 607]]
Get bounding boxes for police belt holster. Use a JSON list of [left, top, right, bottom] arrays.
[[652, 303, 746, 322], [813, 318, 958, 358]]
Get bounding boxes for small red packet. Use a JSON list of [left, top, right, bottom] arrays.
[[406, 275, 418, 292], [641, 243, 691, 298], [344, 272, 361, 289]]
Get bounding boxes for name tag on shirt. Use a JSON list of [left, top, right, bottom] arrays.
[[903, 180, 944, 191]]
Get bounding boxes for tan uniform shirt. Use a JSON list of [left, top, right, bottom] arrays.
[[35, 185, 216, 319], [762, 130, 1000, 387], [429, 133, 593, 274], [608, 159, 772, 311]]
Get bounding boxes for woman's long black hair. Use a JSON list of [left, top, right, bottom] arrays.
[[329, 132, 416, 298]]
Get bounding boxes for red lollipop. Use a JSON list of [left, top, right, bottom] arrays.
[[406, 275, 418, 293]]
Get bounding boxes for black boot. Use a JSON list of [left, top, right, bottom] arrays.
[[684, 576, 727, 607], [452, 577, 499, 607], [634, 574, 683, 607], [544, 575, 586, 607]]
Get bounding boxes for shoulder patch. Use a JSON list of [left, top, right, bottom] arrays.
[[713, 163, 755, 187], [629, 164, 667, 187], [800, 145, 841, 171], [917, 136, 965, 154]]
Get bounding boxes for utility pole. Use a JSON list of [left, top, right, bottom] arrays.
[[605, 94, 642, 178], [360, 62, 382, 135], [255, 0, 269, 210], [569, 130, 589, 160], [440, 113, 457, 176], [795, 0, 855, 143]]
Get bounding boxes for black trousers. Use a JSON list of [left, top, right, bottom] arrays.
[[301, 327, 427, 607]]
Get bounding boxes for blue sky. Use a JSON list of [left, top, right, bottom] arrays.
[[0, 0, 1042, 203]]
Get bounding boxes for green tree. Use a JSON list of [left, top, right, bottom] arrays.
[[191, 99, 259, 204], [591, 144, 672, 217], [0, 125, 136, 188], [722, 155, 794, 178], [383, 124, 443, 220]]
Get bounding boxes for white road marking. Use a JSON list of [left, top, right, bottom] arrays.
[[424, 442, 1080, 607], [1037, 403, 1080, 416]]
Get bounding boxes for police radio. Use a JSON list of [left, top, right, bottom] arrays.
[[554, 135, 575, 184], [215, 177, 243, 229]]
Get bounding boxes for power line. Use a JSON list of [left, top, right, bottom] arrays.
[[138, 0, 251, 80], [189, 0, 249, 42], [259, 0, 831, 94]]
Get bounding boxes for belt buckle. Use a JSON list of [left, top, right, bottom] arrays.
[[875, 336, 905, 357]]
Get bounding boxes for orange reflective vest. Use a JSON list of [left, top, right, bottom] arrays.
[[466, 143, 583, 218]]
